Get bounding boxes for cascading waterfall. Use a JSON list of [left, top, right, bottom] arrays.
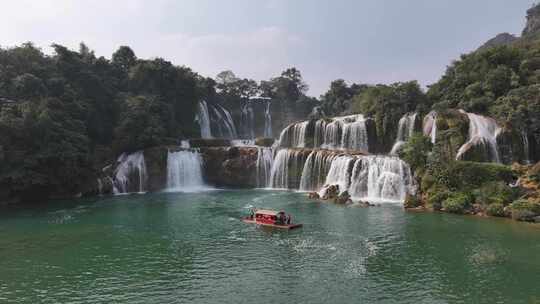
[[166, 150, 206, 191], [318, 156, 356, 195], [390, 113, 418, 155], [196, 100, 237, 139], [241, 101, 255, 139], [280, 114, 368, 151], [269, 149, 307, 189], [299, 151, 338, 191], [423, 111, 437, 144], [348, 156, 413, 203], [269, 147, 414, 203], [212, 104, 238, 139], [278, 121, 309, 148], [456, 110, 501, 163], [341, 118, 368, 151], [264, 100, 272, 138], [321, 120, 342, 149], [113, 151, 148, 194], [197, 101, 212, 138], [256, 147, 274, 187]]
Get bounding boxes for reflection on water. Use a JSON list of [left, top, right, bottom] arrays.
[[0, 190, 540, 304]]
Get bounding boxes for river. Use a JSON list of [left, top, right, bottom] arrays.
[[1, 190, 539, 303]]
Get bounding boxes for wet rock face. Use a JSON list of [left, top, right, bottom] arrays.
[[334, 190, 352, 204], [496, 128, 528, 165], [458, 137, 495, 163], [144, 146, 169, 192], [321, 184, 340, 200], [199, 147, 259, 188]]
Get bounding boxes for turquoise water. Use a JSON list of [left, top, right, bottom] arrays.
[[1, 190, 540, 304]]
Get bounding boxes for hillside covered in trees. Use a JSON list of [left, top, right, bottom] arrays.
[[0, 43, 314, 203]]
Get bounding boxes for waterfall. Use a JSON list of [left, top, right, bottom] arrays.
[[318, 156, 356, 195], [231, 139, 255, 146], [341, 118, 368, 151], [256, 147, 274, 187], [456, 110, 501, 163], [180, 140, 190, 149], [269, 149, 307, 189], [348, 156, 413, 203], [280, 114, 368, 151], [264, 100, 273, 138], [197, 101, 212, 138], [113, 151, 147, 194], [166, 150, 206, 191], [299, 151, 338, 191], [423, 111, 437, 144], [522, 130, 531, 164], [241, 101, 255, 139], [268, 148, 414, 203], [321, 120, 342, 149], [390, 113, 418, 155], [97, 178, 103, 196], [196, 100, 237, 139], [212, 104, 238, 139], [278, 121, 309, 148]]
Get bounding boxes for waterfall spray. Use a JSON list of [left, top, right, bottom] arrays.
[[456, 110, 501, 163], [166, 150, 206, 191], [113, 151, 148, 194]]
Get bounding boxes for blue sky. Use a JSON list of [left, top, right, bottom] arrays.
[[0, 0, 533, 96]]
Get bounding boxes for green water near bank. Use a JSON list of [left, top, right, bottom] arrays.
[[1, 190, 539, 304]]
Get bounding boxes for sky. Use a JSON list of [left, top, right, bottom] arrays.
[[0, 0, 533, 96]]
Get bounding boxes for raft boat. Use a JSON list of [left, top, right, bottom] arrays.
[[242, 209, 302, 229]]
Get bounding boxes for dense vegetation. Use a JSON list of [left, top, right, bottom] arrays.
[[0, 43, 313, 202]]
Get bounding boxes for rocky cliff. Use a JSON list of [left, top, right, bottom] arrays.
[[523, 4, 540, 36]]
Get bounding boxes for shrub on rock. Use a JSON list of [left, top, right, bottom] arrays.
[[486, 203, 506, 217], [442, 192, 473, 214]]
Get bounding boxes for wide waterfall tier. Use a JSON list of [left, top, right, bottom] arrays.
[[456, 110, 502, 163], [196, 100, 237, 139], [278, 114, 370, 152], [269, 148, 414, 202], [390, 112, 418, 155], [166, 150, 207, 192], [113, 151, 148, 194], [423, 111, 437, 144]]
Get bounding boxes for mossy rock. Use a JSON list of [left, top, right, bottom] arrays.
[[404, 194, 422, 208], [510, 199, 540, 221]]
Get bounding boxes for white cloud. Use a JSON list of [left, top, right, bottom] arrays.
[[148, 26, 306, 80]]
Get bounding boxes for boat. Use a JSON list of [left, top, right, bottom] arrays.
[[242, 209, 302, 229]]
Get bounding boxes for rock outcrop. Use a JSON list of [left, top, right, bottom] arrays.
[[523, 4, 540, 36], [199, 147, 259, 188], [478, 33, 518, 51]]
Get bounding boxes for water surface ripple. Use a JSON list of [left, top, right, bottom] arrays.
[[1, 190, 539, 303]]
